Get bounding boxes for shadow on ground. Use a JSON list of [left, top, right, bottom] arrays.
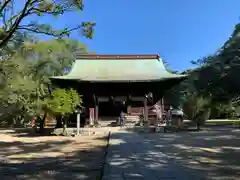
[[0, 128, 55, 137], [103, 126, 240, 180], [0, 131, 108, 180], [1, 125, 239, 180]]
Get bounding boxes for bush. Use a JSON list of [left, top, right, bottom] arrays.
[[183, 94, 211, 129], [43, 88, 82, 115], [42, 88, 82, 135]]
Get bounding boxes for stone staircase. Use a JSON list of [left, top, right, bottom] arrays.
[[125, 115, 140, 126], [146, 106, 167, 126]]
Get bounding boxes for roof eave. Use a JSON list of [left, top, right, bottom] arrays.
[[50, 74, 187, 83]]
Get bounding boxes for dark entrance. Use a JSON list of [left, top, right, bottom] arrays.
[[99, 100, 127, 117]]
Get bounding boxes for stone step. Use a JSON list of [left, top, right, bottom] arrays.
[[126, 118, 139, 121], [126, 115, 140, 120], [126, 115, 139, 118]]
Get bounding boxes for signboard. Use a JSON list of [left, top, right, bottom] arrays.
[[89, 108, 95, 125]]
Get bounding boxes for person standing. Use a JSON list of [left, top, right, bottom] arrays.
[[119, 111, 125, 127], [35, 114, 44, 133]]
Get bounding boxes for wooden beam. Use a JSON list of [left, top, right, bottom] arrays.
[[98, 97, 109, 102], [143, 96, 148, 125], [114, 96, 126, 102], [132, 96, 145, 101], [98, 96, 127, 102]]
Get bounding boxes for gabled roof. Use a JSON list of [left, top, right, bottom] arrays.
[[51, 54, 187, 82]]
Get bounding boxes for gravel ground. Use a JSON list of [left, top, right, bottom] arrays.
[[103, 127, 240, 180], [141, 128, 240, 180], [0, 128, 109, 180]]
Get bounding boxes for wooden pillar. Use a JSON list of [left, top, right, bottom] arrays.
[[93, 94, 99, 125], [127, 105, 131, 115], [143, 95, 148, 125], [161, 97, 164, 113], [95, 97, 99, 124], [127, 95, 132, 115], [89, 108, 94, 126], [161, 97, 164, 121]]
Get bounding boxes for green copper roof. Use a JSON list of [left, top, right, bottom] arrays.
[[51, 57, 186, 82]]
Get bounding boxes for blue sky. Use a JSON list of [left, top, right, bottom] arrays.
[[40, 0, 240, 71]]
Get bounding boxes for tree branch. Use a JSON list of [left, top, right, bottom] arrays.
[[17, 25, 80, 37], [0, 0, 33, 48], [31, 7, 65, 16], [0, 0, 93, 48], [0, 0, 11, 15]]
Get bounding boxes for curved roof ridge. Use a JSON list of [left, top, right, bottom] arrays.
[[75, 54, 160, 60]]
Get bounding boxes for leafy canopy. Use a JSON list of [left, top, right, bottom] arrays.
[[0, 37, 87, 125], [42, 88, 82, 115], [0, 0, 95, 48], [165, 23, 240, 121]]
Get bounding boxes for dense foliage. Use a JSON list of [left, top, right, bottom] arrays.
[[42, 88, 82, 116], [0, 37, 87, 127], [0, 0, 91, 127], [42, 88, 82, 134], [165, 23, 240, 128]]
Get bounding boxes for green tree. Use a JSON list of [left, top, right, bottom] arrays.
[[42, 88, 82, 135], [183, 94, 211, 130], [0, 37, 87, 127], [164, 23, 240, 126], [22, 38, 88, 77], [0, 56, 40, 126], [189, 23, 240, 119], [0, 0, 95, 48]]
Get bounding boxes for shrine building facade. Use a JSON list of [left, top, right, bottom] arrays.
[[50, 54, 187, 124]]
